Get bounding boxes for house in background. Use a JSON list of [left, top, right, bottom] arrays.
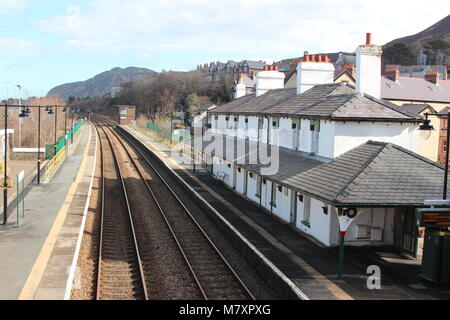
[[198, 59, 267, 83], [191, 103, 217, 130], [180, 34, 443, 257], [382, 66, 450, 163], [385, 64, 448, 80]]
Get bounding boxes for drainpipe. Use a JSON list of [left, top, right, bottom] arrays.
[[265, 116, 270, 144], [270, 181, 274, 214], [259, 175, 262, 208]]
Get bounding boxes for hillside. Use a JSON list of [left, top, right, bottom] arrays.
[[47, 67, 156, 99], [384, 14, 450, 55]]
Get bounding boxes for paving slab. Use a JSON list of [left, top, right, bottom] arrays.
[[0, 123, 94, 300]]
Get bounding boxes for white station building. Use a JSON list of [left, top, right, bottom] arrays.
[[183, 34, 447, 255]]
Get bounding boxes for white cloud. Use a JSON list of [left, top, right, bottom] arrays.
[[37, 0, 450, 66], [0, 37, 42, 57], [0, 0, 27, 15]]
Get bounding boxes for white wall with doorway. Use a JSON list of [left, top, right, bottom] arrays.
[[271, 183, 291, 223]]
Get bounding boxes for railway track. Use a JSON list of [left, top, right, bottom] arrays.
[[95, 124, 148, 300], [95, 119, 255, 300]]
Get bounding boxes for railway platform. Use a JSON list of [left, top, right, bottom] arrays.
[[123, 125, 450, 300], [0, 123, 96, 300]]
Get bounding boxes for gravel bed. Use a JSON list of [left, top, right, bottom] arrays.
[[126, 133, 278, 299], [107, 128, 203, 300], [70, 136, 101, 300]]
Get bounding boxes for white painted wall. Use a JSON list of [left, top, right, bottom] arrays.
[[318, 121, 335, 159], [298, 119, 312, 153], [309, 199, 333, 246], [356, 45, 382, 99], [235, 167, 246, 194], [297, 62, 335, 95], [247, 172, 260, 203], [247, 116, 259, 142], [272, 184, 291, 223], [256, 70, 285, 97], [234, 82, 246, 99], [334, 122, 418, 158], [278, 118, 293, 149]]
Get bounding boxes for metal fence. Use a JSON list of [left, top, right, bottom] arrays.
[[45, 120, 84, 159], [146, 122, 172, 141], [43, 120, 84, 182]]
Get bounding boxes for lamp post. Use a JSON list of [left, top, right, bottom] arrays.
[[70, 108, 74, 144], [3, 103, 8, 225], [419, 110, 449, 283], [419, 111, 449, 199], [63, 107, 67, 158], [37, 105, 41, 184]]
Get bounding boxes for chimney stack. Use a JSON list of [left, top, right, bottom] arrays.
[[385, 67, 399, 81], [234, 73, 247, 99], [356, 33, 382, 99], [296, 54, 335, 95], [255, 65, 285, 97], [425, 70, 439, 84]]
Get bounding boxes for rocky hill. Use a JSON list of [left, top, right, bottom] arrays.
[[384, 14, 450, 55], [47, 67, 156, 99]]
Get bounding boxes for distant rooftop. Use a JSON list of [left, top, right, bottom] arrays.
[[210, 82, 418, 122]]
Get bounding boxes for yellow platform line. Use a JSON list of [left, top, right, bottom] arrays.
[[18, 125, 92, 300]]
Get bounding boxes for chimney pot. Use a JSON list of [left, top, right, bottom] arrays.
[[425, 70, 439, 84], [366, 33, 372, 45], [385, 67, 399, 81]]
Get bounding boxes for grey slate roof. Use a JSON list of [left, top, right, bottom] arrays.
[[241, 60, 266, 70], [381, 76, 450, 103], [401, 104, 435, 117], [191, 135, 448, 207], [210, 82, 419, 122]]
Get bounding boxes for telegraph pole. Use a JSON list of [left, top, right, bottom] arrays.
[[54, 107, 57, 156], [37, 105, 41, 184], [3, 104, 8, 225]]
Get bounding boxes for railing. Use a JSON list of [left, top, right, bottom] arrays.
[[43, 121, 84, 183], [43, 147, 67, 183]]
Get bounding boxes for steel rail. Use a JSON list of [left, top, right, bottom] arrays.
[[97, 119, 255, 300], [94, 123, 148, 300]]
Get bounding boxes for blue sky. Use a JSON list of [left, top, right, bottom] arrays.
[[1, 0, 449, 98]]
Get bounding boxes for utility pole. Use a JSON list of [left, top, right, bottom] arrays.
[[37, 105, 41, 184], [54, 107, 57, 157], [64, 108, 68, 158], [3, 104, 8, 225], [71, 108, 74, 144]]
